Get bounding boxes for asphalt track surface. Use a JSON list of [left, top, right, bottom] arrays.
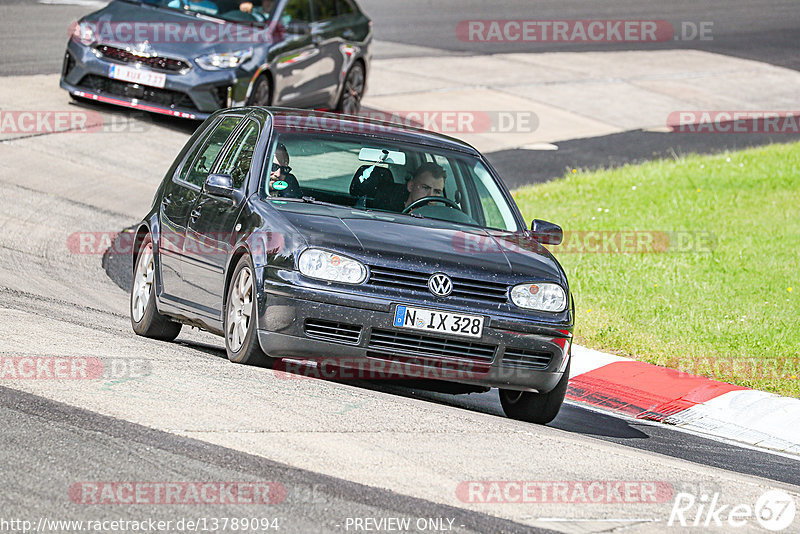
[[1, 1, 800, 532]]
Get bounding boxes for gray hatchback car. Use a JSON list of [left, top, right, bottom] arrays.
[[61, 0, 371, 119]]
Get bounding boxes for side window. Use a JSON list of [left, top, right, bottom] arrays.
[[282, 0, 311, 23], [217, 120, 259, 189], [177, 118, 219, 184], [183, 116, 241, 187], [312, 0, 336, 21], [335, 0, 354, 15]]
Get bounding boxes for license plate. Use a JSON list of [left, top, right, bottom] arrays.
[[109, 64, 166, 89], [393, 305, 484, 339]]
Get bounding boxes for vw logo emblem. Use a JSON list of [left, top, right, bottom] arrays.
[[428, 273, 453, 297]]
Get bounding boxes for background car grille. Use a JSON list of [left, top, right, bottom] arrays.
[[95, 45, 191, 73], [368, 328, 496, 364], [304, 319, 362, 344], [502, 347, 552, 370], [78, 75, 196, 110], [368, 266, 509, 304]]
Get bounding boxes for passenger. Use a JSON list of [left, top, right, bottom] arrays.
[[372, 162, 446, 212], [239, 0, 275, 21], [268, 143, 301, 198]]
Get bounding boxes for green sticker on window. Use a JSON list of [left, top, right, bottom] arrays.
[[273, 180, 288, 191]]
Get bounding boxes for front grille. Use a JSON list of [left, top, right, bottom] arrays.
[[368, 266, 509, 304], [78, 74, 196, 110], [368, 328, 496, 364], [304, 319, 362, 344], [502, 347, 552, 370], [95, 45, 191, 73]]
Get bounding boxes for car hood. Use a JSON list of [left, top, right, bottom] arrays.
[[269, 202, 566, 284], [83, 1, 270, 57]]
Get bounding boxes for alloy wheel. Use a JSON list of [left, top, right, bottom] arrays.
[[227, 266, 253, 352]]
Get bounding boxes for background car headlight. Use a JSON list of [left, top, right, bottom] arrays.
[[195, 48, 253, 70], [510, 283, 567, 312], [298, 249, 367, 284]]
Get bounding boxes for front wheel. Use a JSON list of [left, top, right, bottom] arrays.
[[336, 62, 365, 115], [499, 361, 570, 425], [130, 234, 182, 341], [224, 255, 273, 366], [247, 74, 271, 107]]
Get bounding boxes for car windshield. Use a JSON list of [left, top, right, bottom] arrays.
[[140, 0, 276, 23], [262, 132, 521, 232]]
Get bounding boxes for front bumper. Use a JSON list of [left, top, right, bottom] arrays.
[[257, 280, 571, 393], [60, 39, 251, 119]]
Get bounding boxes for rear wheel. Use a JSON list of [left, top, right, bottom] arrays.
[[336, 62, 364, 115], [499, 361, 570, 424], [130, 234, 182, 341], [225, 255, 273, 366]]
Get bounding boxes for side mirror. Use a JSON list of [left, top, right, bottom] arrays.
[[530, 219, 563, 245], [203, 173, 236, 200], [286, 21, 311, 35]]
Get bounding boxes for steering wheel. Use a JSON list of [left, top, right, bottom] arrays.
[[402, 196, 461, 214]]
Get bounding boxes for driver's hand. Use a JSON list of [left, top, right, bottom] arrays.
[[239, 1, 253, 12]]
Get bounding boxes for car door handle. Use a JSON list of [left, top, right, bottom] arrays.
[[342, 29, 354, 39], [190, 209, 201, 222], [162, 195, 172, 207]]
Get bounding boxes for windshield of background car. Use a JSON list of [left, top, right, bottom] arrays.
[[262, 133, 521, 232], [143, 0, 276, 23]]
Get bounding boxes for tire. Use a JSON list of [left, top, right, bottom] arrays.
[[130, 234, 182, 341], [499, 360, 570, 425], [224, 255, 273, 366], [336, 62, 365, 115], [247, 74, 271, 107]]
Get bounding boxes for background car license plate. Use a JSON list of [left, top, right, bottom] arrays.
[[109, 65, 166, 89], [393, 305, 484, 338]]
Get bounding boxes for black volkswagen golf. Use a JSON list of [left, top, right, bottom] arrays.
[[130, 108, 574, 424], [62, 0, 370, 119]]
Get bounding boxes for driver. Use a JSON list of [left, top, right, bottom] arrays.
[[268, 143, 301, 198], [373, 162, 446, 213]]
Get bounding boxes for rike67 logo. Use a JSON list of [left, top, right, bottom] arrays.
[[668, 489, 797, 531]]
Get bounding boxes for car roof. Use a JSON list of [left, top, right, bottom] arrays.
[[242, 107, 482, 155]]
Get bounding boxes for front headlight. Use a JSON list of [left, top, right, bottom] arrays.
[[195, 48, 253, 70], [510, 283, 567, 312], [298, 249, 367, 284], [71, 21, 96, 46]]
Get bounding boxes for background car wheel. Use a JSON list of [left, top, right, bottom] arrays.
[[247, 74, 271, 107], [130, 234, 182, 341], [336, 62, 364, 115], [225, 255, 273, 366], [499, 360, 570, 425]]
